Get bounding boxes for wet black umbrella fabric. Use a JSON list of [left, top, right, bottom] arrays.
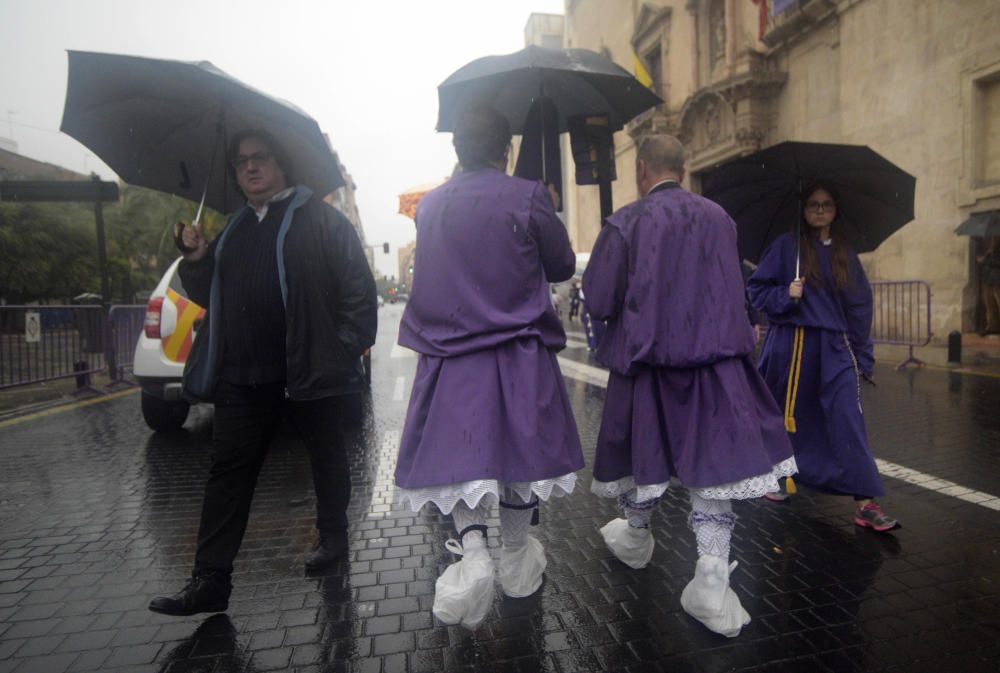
[[955, 211, 1000, 237], [436, 45, 662, 134], [60, 50, 344, 215], [702, 141, 916, 264]]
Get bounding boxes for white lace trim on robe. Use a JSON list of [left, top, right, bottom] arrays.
[[590, 457, 798, 503], [396, 473, 578, 515]]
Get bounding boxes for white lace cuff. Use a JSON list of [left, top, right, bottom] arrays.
[[591, 457, 799, 503], [396, 473, 578, 515]]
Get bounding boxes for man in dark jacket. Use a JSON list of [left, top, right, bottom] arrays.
[[149, 129, 377, 617]]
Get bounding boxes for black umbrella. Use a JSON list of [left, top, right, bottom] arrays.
[[437, 45, 661, 134], [60, 50, 344, 216], [437, 45, 660, 219], [955, 211, 1000, 237], [702, 141, 916, 264]]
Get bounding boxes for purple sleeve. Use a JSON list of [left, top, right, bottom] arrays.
[[528, 183, 576, 283], [582, 224, 627, 321], [748, 237, 797, 318], [843, 252, 875, 375]]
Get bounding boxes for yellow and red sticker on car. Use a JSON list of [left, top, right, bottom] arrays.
[[163, 288, 206, 363]]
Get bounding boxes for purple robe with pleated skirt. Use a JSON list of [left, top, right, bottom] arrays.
[[748, 233, 884, 497], [395, 168, 584, 490], [583, 183, 794, 492]]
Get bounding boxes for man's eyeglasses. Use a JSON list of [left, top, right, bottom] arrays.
[[805, 200, 836, 213], [233, 152, 273, 172]]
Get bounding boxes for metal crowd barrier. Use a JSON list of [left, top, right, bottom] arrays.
[[870, 280, 933, 370], [107, 305, 146, 381], [0, 304, 145, 391]]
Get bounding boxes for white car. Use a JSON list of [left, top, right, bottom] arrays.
[[133, 258, 203, 432], [134, 258, 373, 432]]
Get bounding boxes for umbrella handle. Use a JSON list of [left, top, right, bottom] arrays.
[[193, 116, 224, 228]]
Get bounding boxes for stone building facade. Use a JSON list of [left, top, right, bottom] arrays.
[[558, 0, 1000, 345]]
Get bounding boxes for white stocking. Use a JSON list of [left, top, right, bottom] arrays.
[[688, 493, 735, 560], [618, 489, 658, 529]]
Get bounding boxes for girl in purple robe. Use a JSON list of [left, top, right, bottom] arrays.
[[394, 107, 584, 630], [748, 184, 899, 532]]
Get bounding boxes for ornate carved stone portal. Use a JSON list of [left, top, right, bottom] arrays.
[[676, 55, 786, 174]]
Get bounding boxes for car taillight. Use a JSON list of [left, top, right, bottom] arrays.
[[145, 296, 164, 338]]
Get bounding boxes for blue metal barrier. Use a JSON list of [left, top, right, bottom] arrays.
[[0, 304, 145, 391], [871, 280, 933, 369]]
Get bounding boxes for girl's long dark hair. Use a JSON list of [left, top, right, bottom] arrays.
[[798, 183, 852, 290]]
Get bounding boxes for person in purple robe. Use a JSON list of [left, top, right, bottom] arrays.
[[583, 135, 796, 638], [394, 107, 584, 630], [748, 184, 899, 532]]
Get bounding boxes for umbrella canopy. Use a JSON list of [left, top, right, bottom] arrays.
[[955, 211, 1000, 237], [60, 50, 344, 215], [398, 179, 447, 219], [702, 141, 916, 264], [436, 45, 662, 134]]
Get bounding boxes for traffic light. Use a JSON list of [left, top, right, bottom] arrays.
[[382, 242, 390, 254]]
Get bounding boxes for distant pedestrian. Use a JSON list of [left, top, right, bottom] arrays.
[[977, 235, 1000, 336], [584, 135, 796, 638], [569, 281, 581, 321], [148, 128, 377, 617], [394, 107, 584, 630], [749, 183, 899, 532]]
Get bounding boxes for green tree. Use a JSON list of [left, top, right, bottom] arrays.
[[104, 185, 226, 302], [0, 203, 95, 303], [0, 184, 227, 304]]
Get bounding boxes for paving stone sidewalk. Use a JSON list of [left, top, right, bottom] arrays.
[[1, 310, 998, 672]]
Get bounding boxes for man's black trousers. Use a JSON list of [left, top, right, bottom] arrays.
[[194, 380, 352, 575]]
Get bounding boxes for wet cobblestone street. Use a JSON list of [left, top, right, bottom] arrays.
[[1, 305, 998, 673]]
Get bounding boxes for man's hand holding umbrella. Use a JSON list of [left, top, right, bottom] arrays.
[[175, 222, 207, 261]]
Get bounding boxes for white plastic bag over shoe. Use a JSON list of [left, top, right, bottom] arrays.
[[680, 555, 750, 638], [499, 534, 546, 597], [432, 538, 495, 630], [600, 518, 655, 569]]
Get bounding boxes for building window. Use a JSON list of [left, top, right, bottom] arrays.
[[709, 0, 726, 67], [542, 34, 562, 50], [978, 76, 1000, 186], [960, 60, 1000, 206], [645, 45, 663, 97]]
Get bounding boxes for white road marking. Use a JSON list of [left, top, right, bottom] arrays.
[[557, 356, 609, 389], [391, 343, 416, 359], [393, 376, 406, 401], [556, 356, 1000, 512], [874, 460, 1000, 510]]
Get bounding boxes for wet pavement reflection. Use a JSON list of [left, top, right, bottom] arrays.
[[0, 304, 998, 672]]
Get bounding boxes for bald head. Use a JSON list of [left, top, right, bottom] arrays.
[[636, 134, 686, 195]]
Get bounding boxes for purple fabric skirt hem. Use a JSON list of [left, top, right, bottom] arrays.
[[593, 356, 794, 489], [395, 338, 584, 489]]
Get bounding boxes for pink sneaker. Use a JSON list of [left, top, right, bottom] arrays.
[[854, 502, 899, 532], [763, 491, 789, 502]]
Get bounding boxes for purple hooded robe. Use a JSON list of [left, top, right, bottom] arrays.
[[395, 168, 584, 489], [748, 233, 884, 497], [584, 183, 793, 491]]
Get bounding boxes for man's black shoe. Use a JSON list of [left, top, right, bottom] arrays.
[[304, 534, 349, 571], [149, 572, 231, 616]]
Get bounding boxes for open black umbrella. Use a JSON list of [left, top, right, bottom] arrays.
[[438, 45, 660, 219], [955, 211, 1000, 238], [702, 141, 916, 264], [60, 50, 344, 216], [437, 45, 661, 134]]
